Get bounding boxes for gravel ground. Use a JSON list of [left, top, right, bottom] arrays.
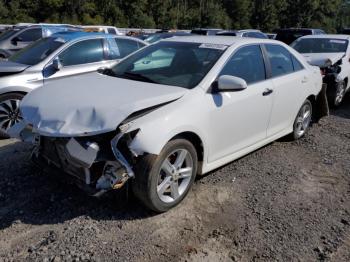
[[0, 96, 349, 262]]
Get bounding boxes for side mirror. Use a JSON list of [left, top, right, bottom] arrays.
[[216, 75, 247, 92], [52, 58, 63, 71]]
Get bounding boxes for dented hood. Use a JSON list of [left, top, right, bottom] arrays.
[[20, 72, 187, 137], [302, 53, 345, 68]]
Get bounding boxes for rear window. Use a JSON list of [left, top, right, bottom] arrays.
[[291, 38, 348, 53]]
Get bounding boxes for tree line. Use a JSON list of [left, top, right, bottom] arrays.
[[0, 0, 349, 32]]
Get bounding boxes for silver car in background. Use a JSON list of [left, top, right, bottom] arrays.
[[0, 32, 147, 137], [0, 24, 80, 59]]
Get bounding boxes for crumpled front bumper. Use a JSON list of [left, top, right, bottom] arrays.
[[9, 122, 137, 196]]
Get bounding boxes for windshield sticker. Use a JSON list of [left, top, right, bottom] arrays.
[[330, 40, 347, 44], [199, 43, 228, 50]]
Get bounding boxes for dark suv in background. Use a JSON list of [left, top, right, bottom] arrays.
[[191, 28, 222, 35], [275, 28, 325, 44]]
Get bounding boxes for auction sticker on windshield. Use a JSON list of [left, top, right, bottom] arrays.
[[199, 43, 228, 50], [329, 40, 347, 44]]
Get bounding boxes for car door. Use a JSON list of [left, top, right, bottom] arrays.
[[207, 45, 274, 163], [9, 27, 42, 52], [44, 38, 109, 83], [264, 44, 310, 137]]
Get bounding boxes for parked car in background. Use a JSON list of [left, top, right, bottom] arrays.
[[266, 33, 277, 39], [0, 25, 12, 34], [275, 28, 325, 44], [191, 28, 222, 35], [0, 32, 147, 137], [0, 24, 80, 59], [291, 34, 350, 107], [216, 29, 268, 39], [339, 28, 350, 35], [144, 32, 192, 44], [13, 36, 323, 212], [82, 25, 122, 35]]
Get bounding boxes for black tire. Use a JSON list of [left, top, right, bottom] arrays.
[[289, 99, 313, 141], [327, 80, 346, 108], [132, 139, 198, 213], [0, 92, 25, 139]]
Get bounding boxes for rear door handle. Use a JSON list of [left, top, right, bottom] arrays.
[[263, 88, 273, 96]]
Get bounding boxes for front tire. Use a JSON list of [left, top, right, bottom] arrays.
[[290, 99, 312, 140], [132, 139, 198, 213], [0, 93, 25, 138]]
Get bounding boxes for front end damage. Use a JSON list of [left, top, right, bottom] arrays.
[[23, 126, 141, 196]]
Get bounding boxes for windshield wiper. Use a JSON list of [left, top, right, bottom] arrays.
[[121, 72, 158, 84]]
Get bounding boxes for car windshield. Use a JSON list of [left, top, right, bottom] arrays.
[[291, 38, 348, 53], [110, 41, 226, 89], [0, 29, 19, 41], [9, 37, 66, 65]]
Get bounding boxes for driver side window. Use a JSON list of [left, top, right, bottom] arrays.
[[58, 39, 104, 66], [219, 45, 266, 84]]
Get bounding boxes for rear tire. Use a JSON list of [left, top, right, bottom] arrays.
[[289, 99, 312, 141], [132, 139, 198, 213], [0, 92, 25, 139]]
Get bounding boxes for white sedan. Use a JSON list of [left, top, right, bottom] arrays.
[[13, 36, 323, 212], [291, 34, 350, 107]]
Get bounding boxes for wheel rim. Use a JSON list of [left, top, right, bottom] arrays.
[[157, 149, 194, 204], [0, 99, 22, 132], [335, 82, 345, 105], [295, 103, 312, 137]]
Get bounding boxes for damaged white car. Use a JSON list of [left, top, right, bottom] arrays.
[[291, 35, 350, 107], [12, 37, 324, 212]]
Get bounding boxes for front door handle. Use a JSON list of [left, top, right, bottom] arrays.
[[263, 88, 273, 96]]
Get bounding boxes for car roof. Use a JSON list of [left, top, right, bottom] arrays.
[[299, 34, 350, 40], [50, 31, 113, 41], [163, 35, 275, 46]]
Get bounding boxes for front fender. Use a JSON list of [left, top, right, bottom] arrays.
[[129, 123, 208, 158]]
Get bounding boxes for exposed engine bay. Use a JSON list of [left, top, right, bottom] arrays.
[[30, 128, 140, 196]]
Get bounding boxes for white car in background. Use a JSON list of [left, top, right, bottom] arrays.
[[13, 36, 323, 212], [291, 34, 350, 107], [82, 25, 123, 35]]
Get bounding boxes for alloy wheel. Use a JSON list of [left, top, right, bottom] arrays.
[[157, 149, 194, 203], [0, 99, 22, 133], [295, 103, 312, 137]]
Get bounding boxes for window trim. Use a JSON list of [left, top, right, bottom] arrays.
[[262, 43, 305, 80], [216, 43, 269, 86]]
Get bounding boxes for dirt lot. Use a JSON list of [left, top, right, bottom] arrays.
[[0, 97, 349, 262]]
